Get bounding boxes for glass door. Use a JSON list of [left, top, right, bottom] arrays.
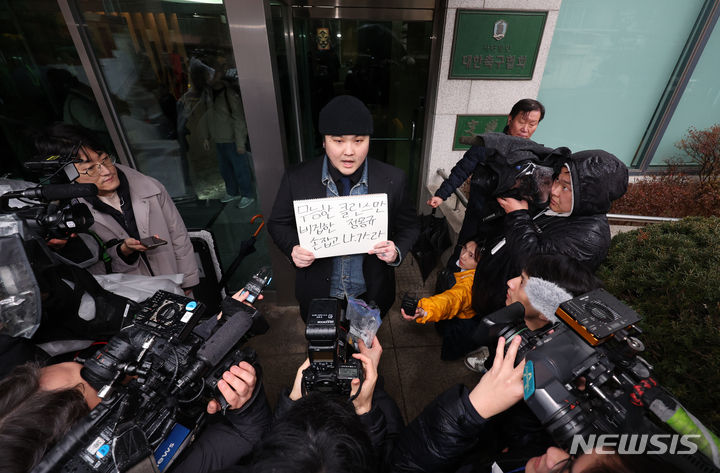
[[72, 0, 268, 290], [279, 4, 434, 200], [0, 0, 113, 180]]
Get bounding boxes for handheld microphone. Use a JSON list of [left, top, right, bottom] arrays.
[[9, 183, 98, 201]]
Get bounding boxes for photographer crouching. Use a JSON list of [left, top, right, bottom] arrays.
[[392, 253, 719, 473], [215, 298, 403, 473], [0, 289, 272, 473], [391, 335, 683, 473]]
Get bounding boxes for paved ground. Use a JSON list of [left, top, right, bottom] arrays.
[[243, 252, 479, 423]]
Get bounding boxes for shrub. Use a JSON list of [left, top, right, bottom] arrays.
[[612, 124, 720, 218], [609, 166, 704, 217], [610, 163, 720, 218], [676, 124, 720, 184], [598, 217, 720, 432]]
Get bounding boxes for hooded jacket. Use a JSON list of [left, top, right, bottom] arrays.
[[472, 150, 628, 317], [504, 149, 628, 266]]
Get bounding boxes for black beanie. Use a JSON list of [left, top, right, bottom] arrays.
[[318, 95, 373, 136]]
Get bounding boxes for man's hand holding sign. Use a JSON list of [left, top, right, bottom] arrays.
[[292, 193, 394, 266], [267, 95, 420, 320]]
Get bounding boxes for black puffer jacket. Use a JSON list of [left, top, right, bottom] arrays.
[[390, 385, 490, 473], [390, 385, 553, 473], [504, 149, 628, 269], [472, 150, 628, 317]]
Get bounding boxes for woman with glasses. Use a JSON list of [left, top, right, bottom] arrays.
[[34, 123, 199, 294]]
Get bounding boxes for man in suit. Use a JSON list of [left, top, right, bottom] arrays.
[[268, 95, 419, 321]]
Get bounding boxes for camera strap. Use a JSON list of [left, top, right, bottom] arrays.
[[90, 231, 114, 273], [490, 208, 549, 255]]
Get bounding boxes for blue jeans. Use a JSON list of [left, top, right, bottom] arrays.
[[215, 142, 253, 197]]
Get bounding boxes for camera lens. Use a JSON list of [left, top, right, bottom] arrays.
[[81, 335, 134, 390]]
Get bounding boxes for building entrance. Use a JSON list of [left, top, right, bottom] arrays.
[[275, 1, 436, 201]]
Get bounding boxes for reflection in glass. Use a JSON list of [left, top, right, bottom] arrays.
[[75, 1, 265, 291], [76, 2, 256, 205], [650, 21, 720, 166], [0, 0, 111, 180], [535, 0, 704, 165]]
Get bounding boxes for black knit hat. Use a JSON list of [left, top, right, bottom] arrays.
[[318, 95, 373, 136]]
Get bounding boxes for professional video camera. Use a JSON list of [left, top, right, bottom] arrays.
[[1, 182, 97, 239], [302, 298, 363, 398], [458, 132, 570, 219], [0, 181, 98, 339], [32, 288, 270, 473], [2, 147, 97, 240], [484, 289, 720, 472]]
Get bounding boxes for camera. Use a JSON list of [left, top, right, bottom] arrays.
[[457, 133, 569, 218], [401, 291, 419, 316], [485, 289, 720, 472], [302, 298, 363, 397], [34, 289, 269, 473], [1, 182, 97, 240], [1, 182, 99, 339]]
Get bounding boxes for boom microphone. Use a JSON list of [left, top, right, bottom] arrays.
[[174, 305, 255, 391], [9, 183, 98, 201]]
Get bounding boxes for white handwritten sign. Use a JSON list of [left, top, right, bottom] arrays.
[[293, 193, 388, 258]]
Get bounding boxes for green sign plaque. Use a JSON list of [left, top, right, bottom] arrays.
[[449, 10, 547, 80], [453, 115, 506, 150]]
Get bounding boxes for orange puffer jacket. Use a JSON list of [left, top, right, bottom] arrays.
[[415, 269, 476, 324]]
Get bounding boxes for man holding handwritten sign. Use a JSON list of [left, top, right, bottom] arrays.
[[293, 193, 389, 258], [268, 95, 419, 321]]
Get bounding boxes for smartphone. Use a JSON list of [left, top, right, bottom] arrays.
[[139, 235, 168, 249]]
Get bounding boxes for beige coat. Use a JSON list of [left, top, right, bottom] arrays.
[[85, 164, 199, 288]]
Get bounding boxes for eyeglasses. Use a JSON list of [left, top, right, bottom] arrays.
[[77, 154, 117, 177], [550, 454, 576, 473]]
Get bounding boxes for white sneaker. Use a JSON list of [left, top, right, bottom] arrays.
[[221, 193, 242, 203], [237, 197, 255, 209], [464, 346, 489, 373]]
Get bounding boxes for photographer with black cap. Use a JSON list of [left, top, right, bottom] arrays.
[[267, 95, 419, 321]]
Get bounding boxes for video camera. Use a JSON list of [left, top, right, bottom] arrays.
[[32, 290, 270, 473], [0, 182, 99, 339], [1, 182, 97, 240], [3, 146, 97, 240], [302, 298, 363, 398], [458, 133, 569, 219], [484, 289, 720, 472]]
